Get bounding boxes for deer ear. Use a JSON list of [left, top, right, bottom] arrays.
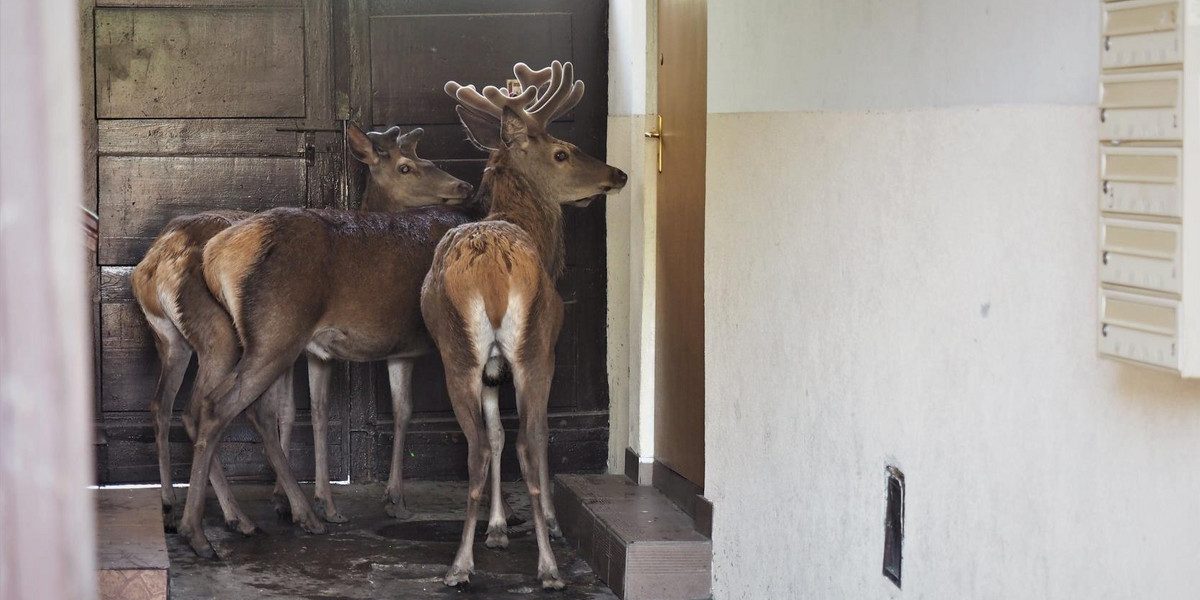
[[500, 106, 529, 148], [456, 106, 501, 152], [347, 124, 379, 166], [398, 127, 423, 156]]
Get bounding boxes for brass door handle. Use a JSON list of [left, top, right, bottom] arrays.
[[645, 115, 663, 173]]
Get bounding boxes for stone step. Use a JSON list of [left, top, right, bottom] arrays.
[[96, 488, 169, 600], [554, 474, 711, 600]]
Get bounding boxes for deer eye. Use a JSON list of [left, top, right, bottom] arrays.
[[554, 150, 568, 162], [399, 164, 411, 174]]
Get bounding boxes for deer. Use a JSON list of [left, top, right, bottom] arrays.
[[421, 60, 627, 589], [131, 123, 471, 534]]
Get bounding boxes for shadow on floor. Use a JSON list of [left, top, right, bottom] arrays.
[[168, 481, 617, 600]]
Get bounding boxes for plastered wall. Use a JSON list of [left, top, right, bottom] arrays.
[[702, 1, 1200, 598]]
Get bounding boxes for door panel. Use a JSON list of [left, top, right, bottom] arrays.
[[95, 6, 307, 118], [655, 0, 707, 486], [90, 0, 341, 484], [97, 156, 307, 265]]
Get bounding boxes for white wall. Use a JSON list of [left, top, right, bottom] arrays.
[[608, 0, 658, 472], [704, 1, 1200, 598]]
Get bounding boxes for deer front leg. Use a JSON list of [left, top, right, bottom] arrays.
[[308, 355, 345, 523], [384, 358, 414, 519]]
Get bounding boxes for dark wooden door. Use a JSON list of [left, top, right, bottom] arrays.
[[341, 0, 610, 482], [87, 0, 611, 484], [87, 0, 346, 484]]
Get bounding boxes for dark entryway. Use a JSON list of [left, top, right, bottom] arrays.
[[86, 0, 610, 485]]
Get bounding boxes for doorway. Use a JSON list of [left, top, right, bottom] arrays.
[[84, 0, 612, 485]]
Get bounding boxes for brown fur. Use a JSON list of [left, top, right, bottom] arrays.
[[420, 106, 627, 589], [131, 210, 259, 533], [143, 124, 473, 549]]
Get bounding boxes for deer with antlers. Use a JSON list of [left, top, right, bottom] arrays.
[[133, 124, 471, 535], [422, 60, 627, 589]]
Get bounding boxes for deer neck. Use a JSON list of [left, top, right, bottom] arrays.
[[479, 159, 565, 279], [360, 177, 404, 212]]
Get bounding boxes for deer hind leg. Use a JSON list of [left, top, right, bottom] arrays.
[[443, 370, 488, 587], [146, 317, 191, 530], [482, 384, 508, 549], [265, 365, 297, 516], [305, 356, 345, 523], [178, 401, 258, 536], [384, 358, 414, 520], [514, 356, 564, 590], [178, 349, 315, 559]]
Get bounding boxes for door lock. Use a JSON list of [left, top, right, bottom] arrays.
[[645, 115, 663, 173]]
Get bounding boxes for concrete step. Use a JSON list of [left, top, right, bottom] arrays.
[[554, 474, 711, 600], [96, 488, 169, 600]]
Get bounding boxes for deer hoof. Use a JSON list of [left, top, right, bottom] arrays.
[[226, 517, 259, 536], [179, 526, 217, 560], [443, 566, 472, 587], [273, 494, 291, 517], [485, 526, 509, 550], [161, 505, 179, 533], [313, 498, 347, 524], [296, 513, 327, 535], [546, 518, 563, 539], [540, 569, 565, 591], [384, 501, 414, 521]]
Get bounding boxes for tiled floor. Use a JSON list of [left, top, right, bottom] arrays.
[[165, 481, 618, 600]]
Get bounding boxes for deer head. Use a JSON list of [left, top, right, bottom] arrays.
[[446, 61, 627, 207], [347, 124, 473, 212]]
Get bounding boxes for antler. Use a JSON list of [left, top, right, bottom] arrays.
[[444, 60, 584, 128]]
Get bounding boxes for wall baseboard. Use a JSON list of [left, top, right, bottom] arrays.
[[623, 447, 654, 486]]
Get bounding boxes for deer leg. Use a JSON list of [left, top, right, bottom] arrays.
[[265, 366, 297, 516], [307, 356, 345, 523], [443, 372, 487, 587], [245, 387, 327, 535], [383, 358, 414, 520], [514, 359, 564, 590], [482, 384, 508, 549], [178, 351, 309, 559], [150, 334, 191, 531], [179, 402, 257, 536]]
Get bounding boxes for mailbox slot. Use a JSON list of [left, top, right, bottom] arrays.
[[1099, 290, 1179, 369], [1099, 71, 1183, 140]]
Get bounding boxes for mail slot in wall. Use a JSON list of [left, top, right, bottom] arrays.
[[1099, 71, 1183, 140], [1099, 289, 1179, 370], [1100, 147, 1182, 217], [1100, 217, 1181, 293], [1102, 0, 1182, 69]]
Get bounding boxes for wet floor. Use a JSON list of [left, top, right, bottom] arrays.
[[167, 482, 618, 600]]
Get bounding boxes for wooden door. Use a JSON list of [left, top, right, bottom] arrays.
[[655, 0, 707, 487], [87, 0, 345, 484], [342, 0, 611, 482], [87, 0, 612, 484]]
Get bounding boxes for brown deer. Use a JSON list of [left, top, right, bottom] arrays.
[[173, 135, 485, 557], [132, 124, 469, 533], [422, 60, 626, 589]]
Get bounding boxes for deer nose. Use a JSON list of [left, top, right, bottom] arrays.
[[456, 181, 473, 197], [612, 168, 628, 187]]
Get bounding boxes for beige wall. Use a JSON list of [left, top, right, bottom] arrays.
[[700, 0, 1200, 598]]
